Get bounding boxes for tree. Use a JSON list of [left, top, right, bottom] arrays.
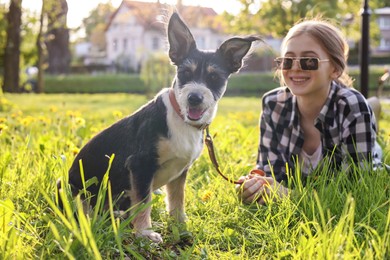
[[89, 23, 108, 52], [140, 53, 175, 98], [2, 0, 22, 93], [380, 0, 390, 7], [81, 2, 114, 52], [221, 0, 384, 42], [45, 0, 70, 74], [82, 2, 114, 38], [0, 3, 8, 76], [36, 0, 46, 93]]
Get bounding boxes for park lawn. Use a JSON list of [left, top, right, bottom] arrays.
[[0, 93, 389, 259]]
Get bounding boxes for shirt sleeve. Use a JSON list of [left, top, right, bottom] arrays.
[[339, 95, 376, 166], [256, 96, 290, 183]]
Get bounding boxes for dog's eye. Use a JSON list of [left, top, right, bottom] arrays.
[[184, 70, 192, 78], [207, 73, 220, 83], [180, 69, 193, 82]]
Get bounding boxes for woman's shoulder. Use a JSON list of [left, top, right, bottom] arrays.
[[332, 82, 371, 113], [262, 86, 293, 103]]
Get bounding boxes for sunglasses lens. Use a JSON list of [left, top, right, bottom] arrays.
[[276, 58, 293, 69], [276, 57, 321, 70], [300, 58, 319, 70]]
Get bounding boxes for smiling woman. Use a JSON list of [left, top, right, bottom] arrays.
[[236, 18, 385, 205]]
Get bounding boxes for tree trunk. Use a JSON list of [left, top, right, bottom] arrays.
[[2, 0, 22, 93], [36, 0, 45, 93], [45, 0, 70, 75]]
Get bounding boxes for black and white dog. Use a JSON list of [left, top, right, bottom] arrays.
[[57, 12, 258, 243]]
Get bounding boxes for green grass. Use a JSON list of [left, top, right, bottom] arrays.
[[0, 93, 389, 259], [44, 74, 146, 94]]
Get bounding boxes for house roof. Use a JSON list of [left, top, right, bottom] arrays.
[[375, 7, 390, 15], [106, 0, 219, 32]]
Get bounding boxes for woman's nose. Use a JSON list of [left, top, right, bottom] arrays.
[[291, 59, 301, 70]]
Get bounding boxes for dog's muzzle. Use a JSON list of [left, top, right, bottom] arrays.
[[187, 93, 206, 121]]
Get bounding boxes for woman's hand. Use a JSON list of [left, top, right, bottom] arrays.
[[235, 172, 289, 204]]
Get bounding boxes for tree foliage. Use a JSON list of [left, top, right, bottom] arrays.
[[1, 2, 40, 92], [36, 0, 46, 93], [81, 2, 114, 52], [221, 0, 385, 46], [140, 52, 175, 97], [82, 2, 114, 39], [380, 0, 390, 7]]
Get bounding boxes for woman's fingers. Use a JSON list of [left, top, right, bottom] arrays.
[[236, 177, 266, 204], [236, 174, 288, 204]]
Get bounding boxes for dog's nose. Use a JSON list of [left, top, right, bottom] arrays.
[[187, 93, 203, 106]]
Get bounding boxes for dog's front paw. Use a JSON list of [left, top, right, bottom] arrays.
[[137, 230, 163, 243]]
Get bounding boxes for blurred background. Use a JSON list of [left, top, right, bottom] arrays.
[[0, 0, 389, 96]]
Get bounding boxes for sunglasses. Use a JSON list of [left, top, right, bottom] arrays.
[[274, 57, 330, 70]]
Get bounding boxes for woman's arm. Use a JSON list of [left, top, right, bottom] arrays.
[[236, 91, 294, 204], [339, 95, 376, 165], [257, 94, 293, 183]]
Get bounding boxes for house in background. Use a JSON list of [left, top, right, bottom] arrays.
[[76, 1, 389, 73], [374, 7, 390, 55], [104, 0, 229, 72]]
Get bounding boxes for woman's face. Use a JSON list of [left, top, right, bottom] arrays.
[[281, 33, 338, 98]]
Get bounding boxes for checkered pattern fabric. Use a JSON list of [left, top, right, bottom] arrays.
[[257, 81, 379, 183]]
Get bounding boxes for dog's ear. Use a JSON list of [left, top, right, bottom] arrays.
[[217, 36, 261, 73], [168, 13, 196, 64]]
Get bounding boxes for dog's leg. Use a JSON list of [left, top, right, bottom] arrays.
[[130, 189, 163, 243], [166, 169, 188, 222], [129, 172, 163, 243]]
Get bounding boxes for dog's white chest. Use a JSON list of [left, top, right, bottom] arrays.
[[153, 128, 203, 189], [168, 122, 203, 160]]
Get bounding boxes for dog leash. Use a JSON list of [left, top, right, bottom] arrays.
[[204, 126, 266, 184]]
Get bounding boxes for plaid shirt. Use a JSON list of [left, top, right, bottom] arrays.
[[257, 81, 377, 183]]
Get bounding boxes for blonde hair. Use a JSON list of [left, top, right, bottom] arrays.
[[277, 18, 354, 87]]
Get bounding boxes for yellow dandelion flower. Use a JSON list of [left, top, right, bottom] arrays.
[[19, 116, 35, 126], [201, 190, 212, 202], [49, 106, 58, 113], [0, 117, 6, 124], [0, 123, 8, 133], [74, 117, 86, 127], [38, 115, 51, 125], [65, 140, 80, 155], [90, 126, 100, 134], [11, 111, 23, 118], [66, 110, 81, 118], [113, 110, 123, 118], [72, 146, 80, 156]]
